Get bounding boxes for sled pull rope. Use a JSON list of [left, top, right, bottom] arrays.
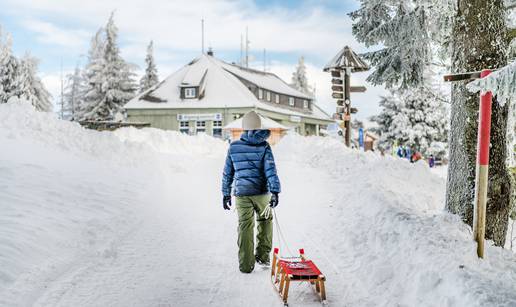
[[273, 208, 295, 257]]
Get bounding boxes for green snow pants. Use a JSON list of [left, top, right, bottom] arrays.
[[236, 194, 273, 273]]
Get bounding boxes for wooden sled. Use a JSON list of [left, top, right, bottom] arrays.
[[271, 248, 327, 306]]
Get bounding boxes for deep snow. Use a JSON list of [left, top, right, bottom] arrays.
[[1, 102, 516, 306]]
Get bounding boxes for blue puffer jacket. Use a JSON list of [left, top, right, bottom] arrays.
[[222, 129, 281, 196]]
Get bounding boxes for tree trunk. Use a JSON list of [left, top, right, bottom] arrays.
[[446, 0, 511, 246]]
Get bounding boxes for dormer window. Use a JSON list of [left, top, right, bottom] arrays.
[[258, 89, 264, 100], [266, 91, 271, 102], [288, 97, 295, 106], [275, 94, 280, 104], [303, 100, 309, 109], [184, 87, 197, 99]]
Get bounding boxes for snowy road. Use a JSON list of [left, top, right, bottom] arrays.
[[2, 103, 516, 307], [29, 149, 342, 307]]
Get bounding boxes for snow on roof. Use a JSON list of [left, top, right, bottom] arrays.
[[223, 113, 290, 130], [125, 54, 332, 122], [215, 59, 312, 99], [180, 58, 207, 87], [323, 46, 370, 72]]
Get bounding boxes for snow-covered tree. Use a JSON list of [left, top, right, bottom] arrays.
[[371, 88, 448, 158], [349, 1, 428, 90], [139, 40, 159, 93], [349, 0, 454, 90], [291, 56, 312, 95], [81, 13, 136, 120], [16, 53, 52, 112], [445, 0, 511, 246], [80, 28, 106, 120], [0, 30, 20, 104], [63, 65, 86, 120], [370, 93, 402, 148]]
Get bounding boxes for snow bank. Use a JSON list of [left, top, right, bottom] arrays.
[[2, 102, 516, 306], [0, 102, 223, 306], [275, 134, 516, 306]]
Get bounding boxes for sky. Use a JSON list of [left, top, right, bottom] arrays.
[[0, 0, 387, 121]]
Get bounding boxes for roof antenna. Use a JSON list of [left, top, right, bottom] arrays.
[[201, 18, 205, 54], [240, 34, 243, 66], [263, 48, 266, 72], [245, 26, 249, 68]]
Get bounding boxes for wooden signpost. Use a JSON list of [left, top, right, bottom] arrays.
[[444, 69, 494, 258], [324, 46, 369, 147]]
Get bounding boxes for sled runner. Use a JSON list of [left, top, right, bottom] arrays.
[[271, 248, 327, 306]]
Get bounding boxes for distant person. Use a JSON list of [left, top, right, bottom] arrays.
[[396, 145, 405, 158], [429, 155, 435, 168], [405, 146, 412, 161], [411, 151, 422, 163], [221, 111, 281, 274]]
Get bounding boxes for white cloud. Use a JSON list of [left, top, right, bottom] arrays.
[[21, 19, 90, 49], [5, 0, 386, 119], [6, 0, 365, 56]]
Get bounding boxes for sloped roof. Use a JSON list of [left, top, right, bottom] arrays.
[[323, 46, 370, 72], [125, 54, 332, 122]]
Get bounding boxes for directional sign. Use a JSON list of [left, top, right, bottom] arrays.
[[336, 106, 346, 114], [332, 85, 344, 92], [350, 86, 367, 93], [331, 78, 343, 85], [350, 107, 358, 114], [332, 93, 344, 99], [332, 113, 342, 120], [336, 100, 344, 106], [331, 70, 342, 78]]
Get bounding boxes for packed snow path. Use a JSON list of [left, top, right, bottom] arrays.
[[2, 103, 516, 307]]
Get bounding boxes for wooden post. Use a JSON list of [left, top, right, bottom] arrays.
[[472, 69, 493, 258], [344, 68, 351, 147]]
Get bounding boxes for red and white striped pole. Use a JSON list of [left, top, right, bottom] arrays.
[[472, 69, 492, 258]]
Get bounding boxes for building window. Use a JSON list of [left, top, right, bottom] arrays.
[[196, 121, 206, 134], [266, 91, 271, 102], [289, 97, 295, 106], [184, 87, 197, 98], [275, 94, 280, 104], [213, 120, 222, 138], [303, 100, 309, 109], [258, 89, 263, 100], [179, 121, 189, 134]]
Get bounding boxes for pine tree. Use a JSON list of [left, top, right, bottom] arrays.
[[16, 53, 52, 112], [372, 87, 448, 158], [445, 0, 511, 246], [139, 40, 159, 93], [80, 28, 106, 120], [370, 92, 403, 149], [349, 0, 454, 90], [290, 56, 312, 95], [0, 31, 20, 104], [81, 13, 136, 120], [63, 65, 86, 120]]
